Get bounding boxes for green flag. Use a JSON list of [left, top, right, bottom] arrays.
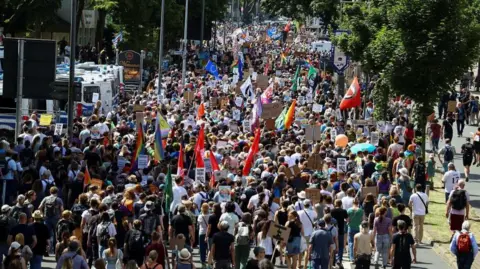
[[290, 65, 300, 91], [307, 66, 318, 80], [164, 167, 173, 214], [275, 107, 288, 130]]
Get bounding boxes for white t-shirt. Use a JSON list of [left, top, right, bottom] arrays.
[[96, 222, 117, 237], [298, 208, 317, 236], [219, 212, 239, 235], [409, 192, 429, 216], [170, 185, 188, 212], [394, 126, 405, 143], [342, 196, 355, 211], [197, 214, 210, 235], [247, 193, 270, 210], [193, 191, 209, 209], [257, 232, 274, 255], [81, 209, 96, 233], [443, 170, 461, 193]]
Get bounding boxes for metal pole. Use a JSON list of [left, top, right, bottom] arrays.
[[115, 49, 119, 65], [181, 0, 189, 86], [68, 0, 77, 138], [200, 0, 205, 51], [140, 50, 145, 92], [237, 0, 240, 26], [14, 40, 24, 141], [158, 0, 166, 97]]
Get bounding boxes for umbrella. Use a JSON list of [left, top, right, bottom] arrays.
[[350, 143, 376, 154]]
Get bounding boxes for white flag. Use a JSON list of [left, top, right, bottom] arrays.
[[240, 77, 255, 101]]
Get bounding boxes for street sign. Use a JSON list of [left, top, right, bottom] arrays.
[[331, 30, 350, 73]]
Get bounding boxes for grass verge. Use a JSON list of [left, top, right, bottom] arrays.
[[422, 175, 480, 268]]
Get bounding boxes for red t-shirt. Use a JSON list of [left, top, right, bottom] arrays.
[[430, 123, 441, 139], [145, 242, 166, 268]]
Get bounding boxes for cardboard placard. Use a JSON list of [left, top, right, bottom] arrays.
[[218, 186, 232, 202], [185, 91, 195, 103], [371, 132, 379, 146], [312, 104, 323, 113], [268, 223, 291, 243], [256, 75, 269, 89], [447, 101, 457, 112], [221, 98, 229, 110], [292, 165, 301, 176], [210, 97, 219, 108], [305, 126, 322, 141], [133, 104, 145, 112], [305, 189, 321, 205], [243, 120, 251, 133], [39, 114, 53, 126], [360, 186, 378, 200], [196, 168, 206, 183], [216, 140, 229, 149], [261, 103, 284, 119], [235, 97, 243, 107], [265, 119, 275, 131], [91, 178, 103, 189], [213, 170, 229, 180], [307, 154, 324, 171]]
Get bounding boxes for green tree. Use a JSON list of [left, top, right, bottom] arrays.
[[337, 0, 480, 155], [261, 0, 312, 21], [310, 0, 340, 31]]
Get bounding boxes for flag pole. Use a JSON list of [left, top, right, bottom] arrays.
[[158, 0, 166, 98], [181, 0, 189, 86]]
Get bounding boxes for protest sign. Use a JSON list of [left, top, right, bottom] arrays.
[[204, 158, 212, 173], [196, 168, 206, 183], [54, 123, 63, 136], [137, 155, 149, 169], [360, 186, 378, 200], [39, 114, 53, 126], [268, 223, 291, 243], [92, 93, 99, 103], [216, 140, 229, 149], [256, 75, 269, 89], [213, 170, 229, 180], [252, 72, 258, 81], [218, 186, 232, 202], [185, 91, 195, 103], [305, 189, 321, 205], [312, 104, 323, 113], [371, 132, 379, 146], [265, 119, 275, 131], [235, 97, 243, 107], [243, 120, 251, 133], [233, 109, 241, 121], [447, 101, 457, 112], [307, 154, 324, 170], [337, 158, 347, 172], [305, 126, 321, 141], [133, 104, 145, 112], [261, 103, 284, 119]]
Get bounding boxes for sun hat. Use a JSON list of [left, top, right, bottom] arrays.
[[179, 248, 191, 260]]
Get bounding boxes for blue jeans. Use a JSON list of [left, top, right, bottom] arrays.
[[44, 216, 59, 252], [457, 252, 474, 269], [336, 233, 344, 263], [443, 162, 449, 173], [374, 234, 390, 266], [312, 257, 329, 269], [30, 254, 43, 269], [199, 234, 208, 263], [432, 138, 439, 152], [348, 228, 359, 262], [99, 245, 106, 259]]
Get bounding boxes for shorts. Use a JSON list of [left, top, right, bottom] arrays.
[[286, 236, 301, 255], [450, 213, 465, 231], [463, 157, 473, 167], [474, 142, 480, 154]]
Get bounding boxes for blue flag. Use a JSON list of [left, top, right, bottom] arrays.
[[205, 60, 220, 80], [238, 58, 244, 81]]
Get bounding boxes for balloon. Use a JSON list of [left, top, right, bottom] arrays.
[[335, 134, 349, 148]]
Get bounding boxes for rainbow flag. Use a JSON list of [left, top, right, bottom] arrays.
[[280, 53, 287, 66], [285, 99, 297, 129], [129, 122, 146, 172], [157, 113, 171, 138], [154, 113, 165, 162]]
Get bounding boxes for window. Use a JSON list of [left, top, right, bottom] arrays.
[[83, 85, 100, 103]]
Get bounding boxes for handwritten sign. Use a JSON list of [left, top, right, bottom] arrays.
[[133, 104, 145, 112], [371, 132, 379, 146], [337, 158, 347, 172], [307, 154, 324, 171], [196, 168, 206, 183], [305, 189, 321, 205], [137, 154, 149, 169], [39, 114, 53, 126], [235, 97, 243, 107], [268, 223, 291, 243], [360, 186, 378, 200], [243, 120, 251, 133], [54, 123, 63, 136], [204, 158, 212, 173], [213, 170, 229, 180], [233, 109, 241, 121], [218, 186, 231, 202], [92, 92, 99, 103], [261, 103, 284, 119], [216, 140, 229, 149], [312, 104, 323, 113]]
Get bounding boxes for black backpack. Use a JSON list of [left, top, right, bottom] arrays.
[[71, 204, 88, 228], [43, 180, 55, 197], [0, 159, 10, 178], [415, 163, 426, 182], [444, 147, 454, 162], [0, 215, 11, 241], [451, 190, 468, 210], [127, 229, 144, 254], [56, 219, 71, 240], [44, 197, 57, 218], [87, 214, 101, 246], [98, 222, 111, 247], [9, 206, 22, 224], [464, 144, 474, 159]]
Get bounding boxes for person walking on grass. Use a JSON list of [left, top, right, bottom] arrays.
[[450, 221, 479, 269], [446, 180, 470, 234]]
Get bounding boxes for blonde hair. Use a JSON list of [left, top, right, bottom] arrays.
[[201, 203, 209, 214], [15, 233, 24, 246]]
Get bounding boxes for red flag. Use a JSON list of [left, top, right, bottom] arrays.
[[242, 128, 261, 176], [208, 150, 220, 188], [339, 77, 361, 110], [284, 21, 291, 32], [177, 144, 185, 183], [195, 126, 205, 168], [197, 103, 205, 120]]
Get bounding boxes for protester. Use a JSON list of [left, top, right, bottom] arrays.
[[450, 221, 479, 269], [245, 247, 265, 269], [353, 221, 374, 269], [409, 184, 428, 244], [446, 180, 470, 233], [390, 220, 416, 269], [210, 221, 235, 269], [307, 219, 333, 269]]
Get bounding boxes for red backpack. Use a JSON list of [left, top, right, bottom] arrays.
[[457, 232, 472, 253]]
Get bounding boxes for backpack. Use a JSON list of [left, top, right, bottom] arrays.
[[199, 192, 209, 205], [444, 147, 454, 162], [71, 204, 88, 228], [451, 190, 468, 210], [0, 215, 11, 241], [235, 222, 250, 245], [0, 159, 11, 178], [414, 163, 426, 182], [56, 219, 71, 240], [9, 206, 22, 224], [140, 213, 157, 236], [43, 179, 55, 197], [464, 144, 474, 159], [98, 222, 111, 247], [457, 232, 472, 253], [127, 229, 145, 254], [87, 215, 101, 246], [44, 196, 57, 218]]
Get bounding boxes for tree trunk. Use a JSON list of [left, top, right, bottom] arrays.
[[94, 10, 106, 50], [76, 0, 85, 42]]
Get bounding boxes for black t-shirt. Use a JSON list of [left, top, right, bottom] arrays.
[[208, 214, 220, 238], [10, 224, 35, 246], [170, 214, 192, 240], [212, 231, 234, 261], [331, 208, 348, 235], [443, 119, 455, 136], [392, 232, 415, 262], [30, 222, 50, 255], [392, 215, 412, 232], [245, 259, 259, 269]]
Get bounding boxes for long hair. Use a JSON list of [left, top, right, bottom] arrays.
[[288, 211, 301, 227], [261, 220, 272, 240]]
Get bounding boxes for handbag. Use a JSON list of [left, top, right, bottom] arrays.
[[356, 254, 371, 262]]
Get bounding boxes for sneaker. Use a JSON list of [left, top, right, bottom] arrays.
[[466, 177, 469, 182]]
